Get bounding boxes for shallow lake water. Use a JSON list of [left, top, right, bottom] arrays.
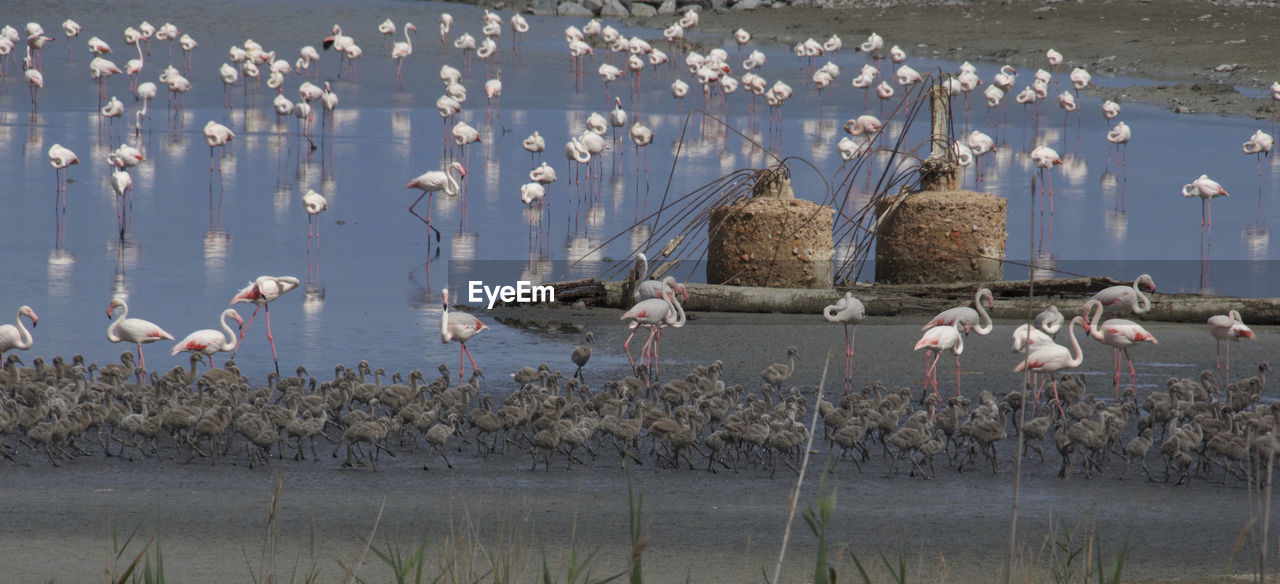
[[1, 0, 1277, 381]]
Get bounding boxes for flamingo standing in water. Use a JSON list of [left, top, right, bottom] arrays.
[[523, 131, 546, 165], [1183, 174, 1228, 287], [107, 296, 174, 371], [391, 22, 417, 86], [914, 322, 964, 403], [1208, 309, 1254, 383], [1106, 121, 1131, 170], [406, 162, 466, 243], [0, 306, 39, 361], [302, 189, 328, 243], [172, 308, 244, 368], [441, 288, 488, 384], [203, 120, 234, 172], [824, 291, 865, 392], [229, 275, 300, 375], [1243, 130, 1273, 213], [1081, 298, 1158, 399], [510, 14, 529, 53]]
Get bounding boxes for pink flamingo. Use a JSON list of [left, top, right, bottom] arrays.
[[914, 322, 964, 403], [1208, 309, 1254, 383], [1090, 273, 1155, 315], [406, 162, 465, 243], [1082, 298, 1158, 399], [0, 306, 38, 361], [441, 288, 488, 384], [229, 275, 300, 375], [620, 289, 684, 380], [1014, 315, 1084, 416], [824, 291, 865, 392], [922, 287, 994, 336], [391, 22, 417, 86], [1183, 174, 1228, 287], [171, 308, 244, 368], [107, 296, 174, 371]]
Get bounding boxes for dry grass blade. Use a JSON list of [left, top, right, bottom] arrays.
[[340, 496, 386, 584], [770, 351, 830, 584]]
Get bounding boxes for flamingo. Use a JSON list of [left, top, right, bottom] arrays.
[[1014, 315, 1085, 416], [378, 19, 396, 41], [178, 34, 196, 71], [62, 19, 81, 60], [24, 55, 44, 111], [406, 162, 466, 242], [1090, 273, 1155, 315], [1243, 130, 1273, 195], [1101, 99, 1120, 127], [203, 120, 234, 172], [914, 322, 964, 403], [229, 275, 301, 374], [135, 82, 157, 134], [671, 78, 689, 111], [1106, 121, 1131, 170], [523, 131, 545, 165], [107, 296, 174, 371], [391, 22, 417, 86], [629, 252, 688, 304], [620, 289, 684, 380], [1183, 174, 1229, 286], [101, 96, 124, 134], [439, 13, 453, 46], [1030, 145, 1062, 218], [510, 14, 529, 53], [1208, 309, 1254, 383], [824, 291, 865, 392], [1082, 298, 1158, 399], [629, 121, 653, 176], [922, 287, 994, 335], [302, 189, 328, 242], [0, 306, 38, 361], [48, 144, 78, 227], [485, 70, 502, 123], [441, 288, 488, 384], [172, 308, 244, 368], [88, 36, 111, 56], [109, 166, 132, 236]]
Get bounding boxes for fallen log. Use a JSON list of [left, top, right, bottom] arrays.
[[541, 278, 1280, 324]]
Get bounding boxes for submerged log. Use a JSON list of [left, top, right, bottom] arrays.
[[542, 278, 1280, 324]]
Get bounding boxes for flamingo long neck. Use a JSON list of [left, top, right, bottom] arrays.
[[1084, 301, 1105, 341], [403, 27, 413, 52], [219, 311, 238, 352], [634, 252, 650, 281], [107, 303, 128, 343], [667, 294, 686, 328], [952, 325, 965, 355], [972, 289, 993, 335], [444, 166, 461, 196], [440, 291, 452, 342], [1066, 318, 1084, 368], [1131, 280, 1150, 314], [13, 310, 34, 350]]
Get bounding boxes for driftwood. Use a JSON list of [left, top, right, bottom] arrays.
[[542, 277, 1280, 324]]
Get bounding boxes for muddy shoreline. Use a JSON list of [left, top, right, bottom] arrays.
[[480, 0, 1280, 118]]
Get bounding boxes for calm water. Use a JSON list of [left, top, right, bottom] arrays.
[[1, 0, 1276, 380]]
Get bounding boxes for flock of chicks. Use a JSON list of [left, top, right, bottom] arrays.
[[0, 267, 1273, 487]]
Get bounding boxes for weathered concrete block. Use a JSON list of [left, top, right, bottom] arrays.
[[558, 1, 596, 16], [708, 197, 834, 288], [874, 190, 1007, 284]]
